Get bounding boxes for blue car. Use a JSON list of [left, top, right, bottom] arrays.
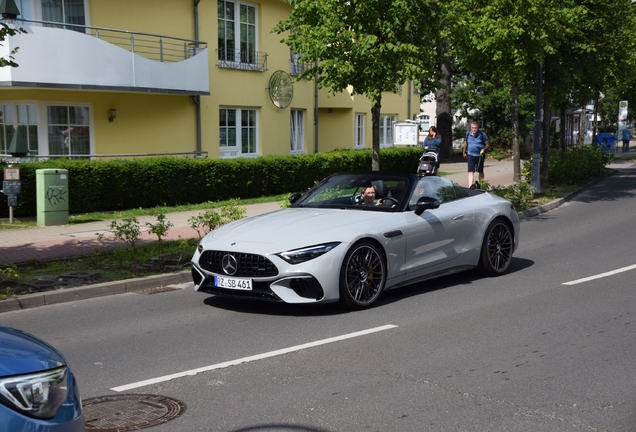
[[0, 326, 84, 432]]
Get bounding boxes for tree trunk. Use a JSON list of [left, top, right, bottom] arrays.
[[371, 99, 381, 171], [559, 102, 567, 151], [436, 62, 453, 159], [541, 92, 550, 187], [511, 82, 521, 183]]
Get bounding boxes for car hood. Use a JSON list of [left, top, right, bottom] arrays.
[[0, 327, 66, 376], [208, 208, 392, 246]]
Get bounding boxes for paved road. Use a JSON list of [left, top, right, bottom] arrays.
[[2, 166, 635, 431]]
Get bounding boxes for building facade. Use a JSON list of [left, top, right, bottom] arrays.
[[0, 0, 419, 161]]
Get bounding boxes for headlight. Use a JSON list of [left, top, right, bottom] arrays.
[[0, 366, 68, 419], [277, 242, 340, 264]]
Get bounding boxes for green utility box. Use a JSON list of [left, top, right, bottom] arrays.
[[36, 169, 69, 226]]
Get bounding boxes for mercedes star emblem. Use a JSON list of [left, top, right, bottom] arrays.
[[222, 254, 238, 276]]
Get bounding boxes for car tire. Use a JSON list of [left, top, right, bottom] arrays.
[[338, 241, 386, 310], [479, 218, 514, 276]]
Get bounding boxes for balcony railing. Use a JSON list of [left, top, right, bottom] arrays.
[[9, 18, 207, 63], [217, 49, 267, 72]]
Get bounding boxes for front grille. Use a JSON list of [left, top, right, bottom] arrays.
[[199, 250, 279, 277]]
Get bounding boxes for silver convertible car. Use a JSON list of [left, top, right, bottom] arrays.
[[191, 172, 520, 310]]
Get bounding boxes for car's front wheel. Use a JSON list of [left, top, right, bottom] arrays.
[[339, 241, 386, 310], [479, 218, 514, 275]]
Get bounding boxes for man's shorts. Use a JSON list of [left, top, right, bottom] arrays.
[[467, 154, 485, 173]]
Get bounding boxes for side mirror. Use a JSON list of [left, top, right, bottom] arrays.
[[289, 192, 302, 205], [414, 196, 441, 215]]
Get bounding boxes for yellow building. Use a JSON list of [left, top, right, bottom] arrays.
[[0, 0, 419, 161]]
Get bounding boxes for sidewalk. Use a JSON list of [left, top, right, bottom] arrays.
[[1, 155, 632, 313]]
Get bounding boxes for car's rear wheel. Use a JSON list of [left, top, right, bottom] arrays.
[[479, 218, 513, 275], [339, 241, 386, 310]]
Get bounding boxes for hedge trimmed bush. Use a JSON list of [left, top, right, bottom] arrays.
[[0, 147, 422, 218], [521, 145, 612, 185]]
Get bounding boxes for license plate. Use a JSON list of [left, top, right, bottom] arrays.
[[214, 275, 252, 290]]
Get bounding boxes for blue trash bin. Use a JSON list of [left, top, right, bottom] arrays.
[[595, 132, 616, 153]]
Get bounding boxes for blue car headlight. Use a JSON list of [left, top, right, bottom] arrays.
[[277, 242, 341, 264], [0, 366, 68, 419]]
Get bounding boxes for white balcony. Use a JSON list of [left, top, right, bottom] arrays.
[[0, 21, 209, 95]]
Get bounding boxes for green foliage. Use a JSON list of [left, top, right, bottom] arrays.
[[0, 23, 25, 68], [108, 217, 141, 260], [486, 182, 536, 211], [188, 200, 247, 239], [521, 145, 612, 185], [0, 264, 19, 280], [0, 148, 422, 218], [146, 214, 174, 267]]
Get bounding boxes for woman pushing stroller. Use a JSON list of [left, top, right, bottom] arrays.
[[418, 126, 441, 176]]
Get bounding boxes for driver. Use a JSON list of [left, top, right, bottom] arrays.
[[361, 184, 383, 206]]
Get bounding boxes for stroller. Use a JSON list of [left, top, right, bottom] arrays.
[[417, 147, 439, 176]]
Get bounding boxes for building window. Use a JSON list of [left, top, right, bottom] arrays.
[[47, 105, 90, 157], [218, 0, 260, 69], [42, 0, 87, 31], [290, 51, 305, 76], [220, 108, 257, 158], [355, 113, 365, 148], [380, 114, 396, 147], [0, 104, 38, 156], [290, 109, 304, 154]]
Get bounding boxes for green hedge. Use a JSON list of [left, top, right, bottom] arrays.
[[521, 145, 612, 185], [0, 147, 422, 218]]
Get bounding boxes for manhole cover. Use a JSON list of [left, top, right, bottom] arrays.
[[83, 394, 186, 431]]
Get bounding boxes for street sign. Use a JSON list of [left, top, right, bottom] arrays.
[[2, 180, 21, 195], [6, 195, 17, 207], [3, 167, 20, 180]]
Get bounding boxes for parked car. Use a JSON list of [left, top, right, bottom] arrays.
[[0, 326, 84, 431], [191, 172, 520, 310]]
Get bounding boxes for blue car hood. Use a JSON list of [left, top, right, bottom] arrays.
[[0, 326, 66, 376]]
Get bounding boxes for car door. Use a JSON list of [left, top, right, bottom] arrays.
[[403, 177, 474, 275]]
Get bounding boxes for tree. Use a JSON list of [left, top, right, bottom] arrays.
[[274, 0, 442, 170], [0, 23, 22, 68], [446, 0, 586, 183]]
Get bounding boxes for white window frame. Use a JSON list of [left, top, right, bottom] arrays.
[[380, 114, 396, 148], [0, 103, 38, 156], [0, 101, 94, 159], [290, 109, 304, 154], [23, 0, 90, 27], [45, 103, 93, 158], [219, 107, 258, 159], [355, 113, 365, 149], [217, 0, 258, 68]]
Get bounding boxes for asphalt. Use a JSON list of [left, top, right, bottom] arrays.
[[1, 154, 634, 313]]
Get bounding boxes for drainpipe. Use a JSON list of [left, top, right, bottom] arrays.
[[193, 0, 202, 156]]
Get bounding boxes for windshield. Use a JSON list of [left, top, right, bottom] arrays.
[[294, 173, 410, 211]]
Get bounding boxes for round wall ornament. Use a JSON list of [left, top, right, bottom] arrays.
[[268, 70, 294, 109]]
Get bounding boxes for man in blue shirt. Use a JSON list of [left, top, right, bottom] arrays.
[[463, 122, 490, 188], [622, 127, 631, 153]]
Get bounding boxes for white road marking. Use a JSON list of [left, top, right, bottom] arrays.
[[111, 324, 398, 392], [562, 264, 636, 286]]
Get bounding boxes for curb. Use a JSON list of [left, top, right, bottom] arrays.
[[0, 270, 191, 314], [517, 169, 617, 220]]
